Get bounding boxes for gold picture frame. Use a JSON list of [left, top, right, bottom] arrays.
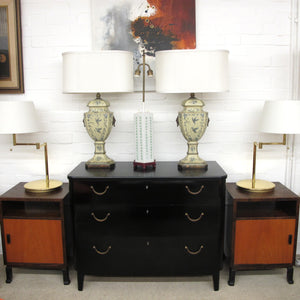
[[0, 0, 24, 93]]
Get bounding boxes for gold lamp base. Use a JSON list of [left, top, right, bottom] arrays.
[[24, 180, 63, 193], [236, 179, 275, 193]]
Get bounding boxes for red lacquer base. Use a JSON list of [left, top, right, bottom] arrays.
[[133, 161, 156, 171]]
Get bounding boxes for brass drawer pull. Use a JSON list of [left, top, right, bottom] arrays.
[[185, 245, 204, 255], [93, 245, 111, 255], [91, 212, 111, 222], [90, 185, 109, 196], [185, 212, 204, 222], [185, 185, 204, 195]]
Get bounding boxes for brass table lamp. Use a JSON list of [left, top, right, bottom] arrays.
[[62, 51, 133, 169], [0, 101, 62, 193], [237, 100, 300, 192], [155, 49, 229, 170]]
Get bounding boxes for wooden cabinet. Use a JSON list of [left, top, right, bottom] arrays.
[[0, 182, 70, 284], [68, 161, 227, 291], [225, 182, 299, 285]]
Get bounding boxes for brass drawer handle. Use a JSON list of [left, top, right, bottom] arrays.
[[90, 185, 109, 196], [185, 185, 204, 195], [185, 212, 204, 222], [91, 212, 111, 222], [185, 245, 204, 255], [93, 245, 111, 255]]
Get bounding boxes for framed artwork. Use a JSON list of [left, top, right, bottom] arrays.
[[0, 0, 24, 93], [91, 0, 196, 91]]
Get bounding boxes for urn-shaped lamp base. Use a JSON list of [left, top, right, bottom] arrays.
[[83, 94, 115, 169], [177, 94, 209, 170]]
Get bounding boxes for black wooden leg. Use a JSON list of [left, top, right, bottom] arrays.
[[228, 268, 235, 286], [212, 272, 219, 291], [63, 269, 70, 285], [77, 272, 84, 291], [287, 267, 294, 284], [6, 266, 12, 283]]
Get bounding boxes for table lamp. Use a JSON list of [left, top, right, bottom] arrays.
[[62, 51, 133, 169], [0, 101, 62, 193], [237, 100, 300, 192], [133, 50, 155, 170], [155, 49, 229, 170]]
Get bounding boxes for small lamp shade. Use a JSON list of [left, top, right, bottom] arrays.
[[155, 49, 229, 93], [259, 100, 300, 134], [0, 101, 40, 134], [62, 51, 134, 93]]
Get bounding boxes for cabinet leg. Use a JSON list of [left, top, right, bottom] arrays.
[[63, 269, 70, 285], [212, 272, 219, 291], [287, 267, 294, 284], [5, 266, 12, 283], [77, 272, 84, 291], [228, 268, 235, 286]]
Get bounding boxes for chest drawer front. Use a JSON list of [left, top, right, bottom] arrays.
[[72, 181, 113, 204], [71, 179, 222, 206], [74, 205, 151, 236], [75, 235, 150, 275], [147, 205, 221, 235], [72, 181, 148, 205], [148, 236, 221, 275], [74, 203, 221, 236], [75, 233, 221, 276], [148, 181, 221, 205]]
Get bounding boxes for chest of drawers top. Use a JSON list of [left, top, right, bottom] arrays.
[[68, 161, 227, 182]]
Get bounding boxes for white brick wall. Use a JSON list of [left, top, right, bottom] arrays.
[[1, 0, 300, 251]]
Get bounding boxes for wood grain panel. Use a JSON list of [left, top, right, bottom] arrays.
[[234, 219, 295, 265], [3, 218, 63, 264]]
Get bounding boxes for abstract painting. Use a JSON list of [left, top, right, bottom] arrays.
[[0, 0, 23, 93], [91, 0, 196, 90]]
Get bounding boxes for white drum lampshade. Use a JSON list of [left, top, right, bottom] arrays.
[[62, 51, 133, 93], [260, 100, 300, 134], [156, 49, 229, 93], [0, 101, 40, 134]]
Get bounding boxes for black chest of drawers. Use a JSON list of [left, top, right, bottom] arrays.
[[68, 161, 227, 291]]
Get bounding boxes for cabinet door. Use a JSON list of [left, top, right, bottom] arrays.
[[234, 219, 296, 265], [3, 219, 64, 264]]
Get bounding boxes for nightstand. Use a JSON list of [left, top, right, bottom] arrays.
[[225, 182, 299, 285], [0, 182, 70, 284]]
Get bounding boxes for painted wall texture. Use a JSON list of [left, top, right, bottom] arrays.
[[0, 0, 299, 251]]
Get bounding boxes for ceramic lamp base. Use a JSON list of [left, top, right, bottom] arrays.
[[236, 179, 275, 192], [83, 94, 115, 169], [85, 154, 115, 169], [24, 179, 63, 193], [178, 155, 208, 170], [178, 141, 208, 170], [177, 94, 209, 171]]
